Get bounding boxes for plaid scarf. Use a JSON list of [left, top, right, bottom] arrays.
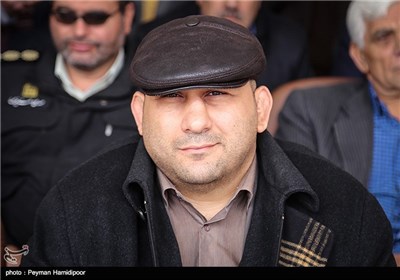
[[279, 207, 334, 267]]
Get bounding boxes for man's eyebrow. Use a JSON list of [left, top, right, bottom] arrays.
[[370, 27, 395, 39]]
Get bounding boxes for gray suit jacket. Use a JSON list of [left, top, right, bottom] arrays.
[[275, 79, 373, 187]]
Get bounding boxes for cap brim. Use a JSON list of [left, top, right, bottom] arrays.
[[141, 78, 249, 96]]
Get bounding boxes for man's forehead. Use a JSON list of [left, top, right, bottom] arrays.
[[366, 2, 400, 27]]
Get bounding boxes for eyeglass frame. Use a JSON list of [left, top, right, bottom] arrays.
[[51, 6, 122, 25]]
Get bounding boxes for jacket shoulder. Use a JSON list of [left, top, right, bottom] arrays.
[[277, 138, 364, 191], [57, 135, 140, 195], [1, 48, 55, 99], [276, 139, 395, 265], [280, 79, 369, 125], [1, 49, 43, 78], [1, 49, 41, 63], [290, 79, 367, 103]]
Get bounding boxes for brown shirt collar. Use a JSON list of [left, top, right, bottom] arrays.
[[157, 157, 257, 266]]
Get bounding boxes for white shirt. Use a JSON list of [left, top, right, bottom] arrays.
[[54, 48, 124, 102]]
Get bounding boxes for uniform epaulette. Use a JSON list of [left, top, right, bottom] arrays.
[[1, 49, 40, 62]]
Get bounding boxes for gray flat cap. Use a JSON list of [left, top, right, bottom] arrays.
[[130, 15, 266, 95]]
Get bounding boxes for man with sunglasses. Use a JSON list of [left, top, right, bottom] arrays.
[[1, 0, 139, 262]]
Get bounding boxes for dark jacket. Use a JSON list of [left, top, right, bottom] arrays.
[[275, 79, 372, 187], [1, 40, 139, 246], [21, 132, 395, 266]]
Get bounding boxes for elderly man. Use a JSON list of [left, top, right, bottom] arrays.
[[276, 0, 400, 265], [21, 15, 395, 267]]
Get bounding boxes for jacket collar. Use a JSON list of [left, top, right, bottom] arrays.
[[257, 131, 319, 212], [122, 131, 319, 266], [123, 132, 319, 213], [240, 132, 320, 266], [122, 140, 181, 266]]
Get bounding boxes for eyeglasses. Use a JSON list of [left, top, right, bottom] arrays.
[[51, 7, 120, 25]]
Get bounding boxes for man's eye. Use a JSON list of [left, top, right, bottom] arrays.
[[207, 91, 224, 96], [162, 93, 181, 98]]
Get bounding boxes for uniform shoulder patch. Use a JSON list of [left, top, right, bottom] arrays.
[[21, 50, 40, 61], [1, 49, 40, 62]]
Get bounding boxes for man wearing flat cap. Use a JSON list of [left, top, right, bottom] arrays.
[[22, 15, 395, 267]]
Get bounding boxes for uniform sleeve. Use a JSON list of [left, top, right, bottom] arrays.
[[20, 185, 75, 267]]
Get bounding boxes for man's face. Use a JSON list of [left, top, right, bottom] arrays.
[[50, 0, 134, 70], [351, 2, 400, 97], [131, 82, 271, 191], [196, 0, 261, 29]]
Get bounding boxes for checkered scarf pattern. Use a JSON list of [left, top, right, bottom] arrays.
[[279, 207, 334, 267]]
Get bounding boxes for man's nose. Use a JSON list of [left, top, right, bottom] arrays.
[[72, 18, 90, 38], [181, 98, 212, 134]]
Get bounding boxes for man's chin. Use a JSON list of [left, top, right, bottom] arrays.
[[69, 60, 98, 71]]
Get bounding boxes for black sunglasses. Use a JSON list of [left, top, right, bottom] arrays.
[[51, 7, 120, 25]]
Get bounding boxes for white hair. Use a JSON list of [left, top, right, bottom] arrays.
[[346, 0, 399, 48]]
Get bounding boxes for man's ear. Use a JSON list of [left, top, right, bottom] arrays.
[[123, 2, 135, 35], [131, 91, 145, 136], [254, 85, 273, 133], [349, 43, 369, 74]]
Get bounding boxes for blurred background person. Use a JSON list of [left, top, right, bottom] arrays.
[[1, 0, 139, 265], [275, 0, 400, 265], [1, 0, 51, 52]]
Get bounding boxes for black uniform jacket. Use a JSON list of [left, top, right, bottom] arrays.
[[1, 42, 139, 246], [21, 132, 395, 266]]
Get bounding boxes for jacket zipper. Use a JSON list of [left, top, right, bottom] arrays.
[[143, 199, 159, 266], [275, 213, 285, 266]]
